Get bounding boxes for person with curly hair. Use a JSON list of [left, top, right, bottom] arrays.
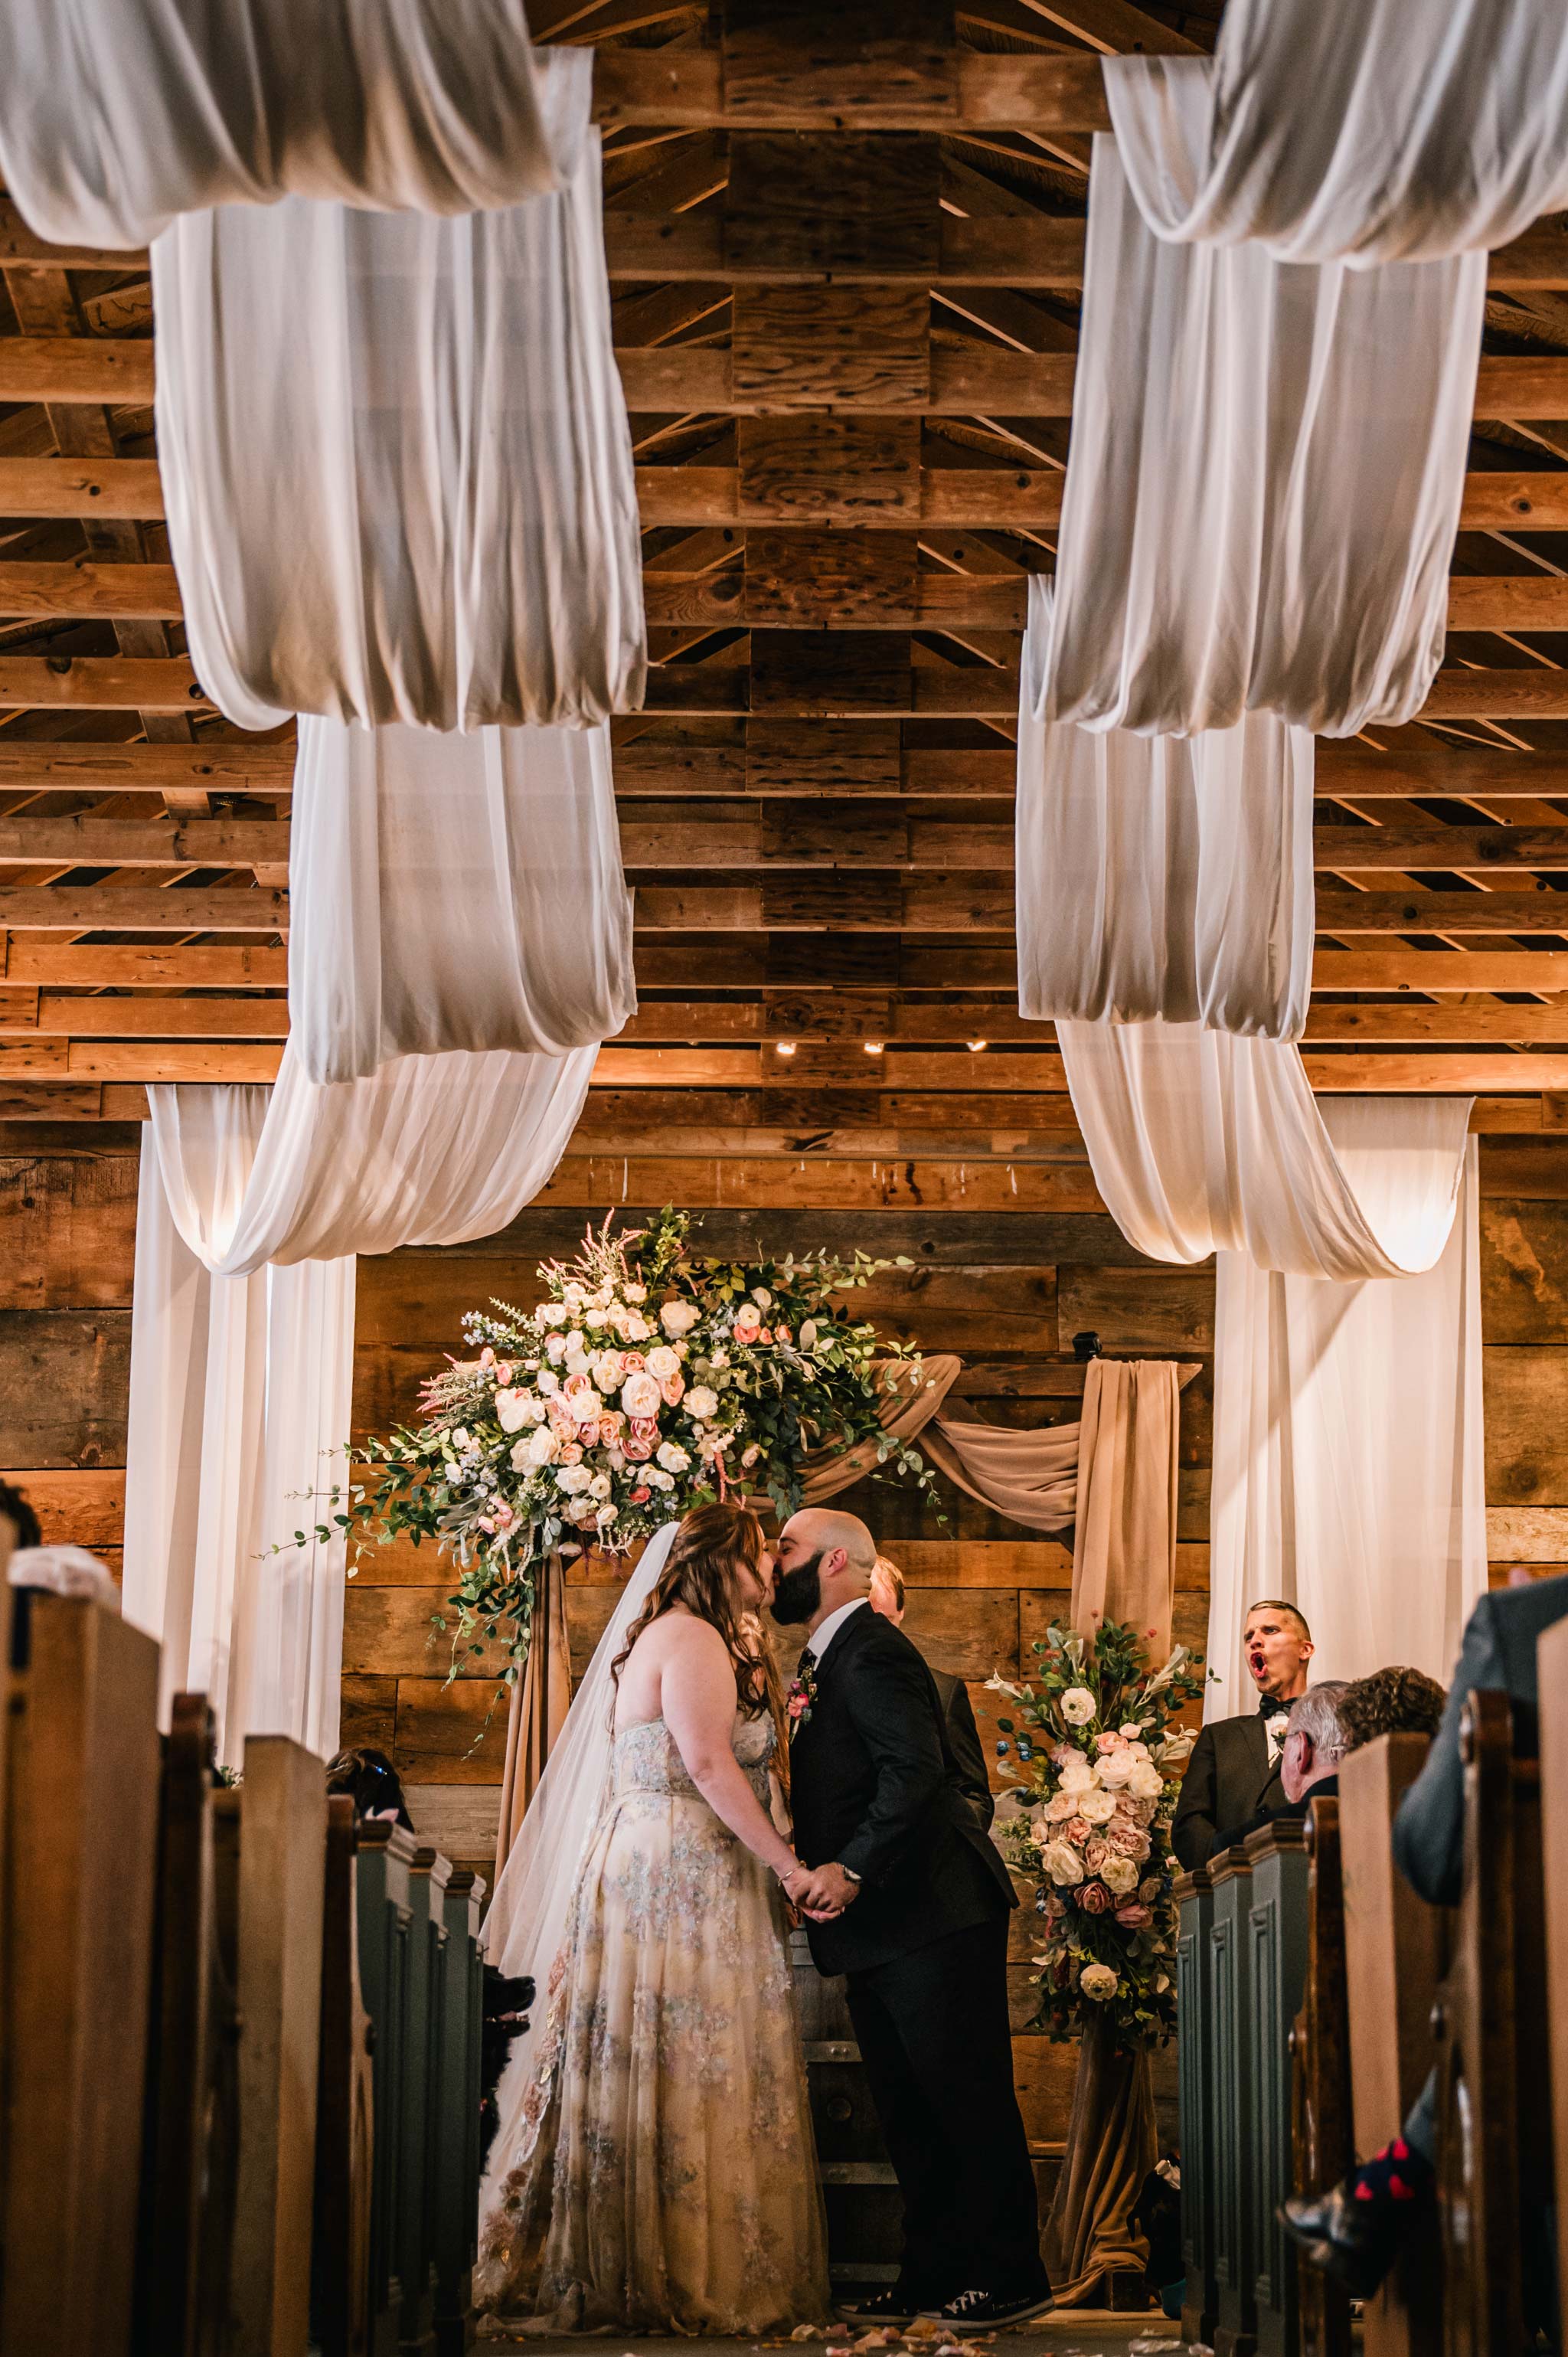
[[1336, 1665, 1446, 1753]]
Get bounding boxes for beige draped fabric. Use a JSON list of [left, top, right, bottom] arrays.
[[493, 1551, 572, 1887], [800, 1355, 1080, 1532], [1069, 1359, 1180, 1662], [1043, 2014, 1158, 2305]]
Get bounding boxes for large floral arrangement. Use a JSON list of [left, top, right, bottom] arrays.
[[349, 1210, 936, 1675], [989, 1618, 1204, 2047]]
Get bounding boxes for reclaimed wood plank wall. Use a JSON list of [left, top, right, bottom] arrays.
[[8, 1129, 1568, 2152]]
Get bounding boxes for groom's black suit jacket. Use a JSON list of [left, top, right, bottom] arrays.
[[788, 1603, 1015, 1976]]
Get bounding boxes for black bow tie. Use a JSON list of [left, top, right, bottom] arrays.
[[1259, 1695, 1288, 1719]]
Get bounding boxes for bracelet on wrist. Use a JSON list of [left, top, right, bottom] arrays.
[[777, 1858, 803, 1885]]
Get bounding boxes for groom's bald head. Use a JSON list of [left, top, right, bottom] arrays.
[[772, 1508, 877, 1633]]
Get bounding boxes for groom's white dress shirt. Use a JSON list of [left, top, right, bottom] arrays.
[[803, 1594, 869, 1672]]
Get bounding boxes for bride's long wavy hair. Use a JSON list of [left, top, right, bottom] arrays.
[[609, 1503, 789, 1761]]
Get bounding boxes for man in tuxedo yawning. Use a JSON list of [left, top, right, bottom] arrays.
[[772, 1507, 1051, 2336], [1171, 1600, 1316, 1870]]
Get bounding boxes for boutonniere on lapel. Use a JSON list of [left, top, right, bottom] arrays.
[[787, 1656, 818, 1740], [1266, 1711, 1289, 1754]]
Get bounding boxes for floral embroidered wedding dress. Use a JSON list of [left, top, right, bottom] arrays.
[[476, 1710, 832, 2333]]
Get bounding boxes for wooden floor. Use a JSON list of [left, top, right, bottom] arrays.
[[477, 2319, 1182, 2352]]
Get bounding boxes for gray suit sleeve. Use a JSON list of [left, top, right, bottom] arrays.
[[1392, 1594, 1504, 1909]]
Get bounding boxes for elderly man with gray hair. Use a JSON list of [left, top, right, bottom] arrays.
[[1210, 1680, 1349, 1852]]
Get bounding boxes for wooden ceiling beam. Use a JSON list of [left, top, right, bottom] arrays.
[[642, 666, 1568, 721], [0, 741, 295, 793], [0, 656, 211, 711], [0, 336, 153, 404], [2, 943, 288, 986], [590, 46, 1113, 132], [10, 460, 1568, 536], [0, 888, 286, 932], [0, 562, 183, 619], [3, 994, 289, 1038], [604, 211, 1568, 294]]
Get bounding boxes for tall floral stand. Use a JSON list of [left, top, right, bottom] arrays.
[[1043, 2017, 1157, 2306]]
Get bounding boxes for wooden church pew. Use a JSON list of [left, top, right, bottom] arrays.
[[312, 1794, 376, 2357], [1432, 1690, 1550, 2357], [1338, 1732, 1447, 2357], [1289, 1798, 1353, 2357], [1542, 1617, 1568, 2349], [228, 1735, 328, 2357], [0, 1591, 162, 2355]]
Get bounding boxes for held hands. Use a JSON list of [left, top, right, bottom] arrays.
[[783, 1860, 861, 1920]]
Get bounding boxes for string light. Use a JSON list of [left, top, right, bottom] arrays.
[[967, 1038, 988, 1052], [775, 1039, 797, 1057], [863, 1041, 885, 1055]]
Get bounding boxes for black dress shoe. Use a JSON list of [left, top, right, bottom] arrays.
[[1279, 2183, 1410, 2300], [917, 2286, 1056, 2333]]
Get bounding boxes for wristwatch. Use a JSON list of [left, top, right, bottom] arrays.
[[838, 1863, 862, 1885]]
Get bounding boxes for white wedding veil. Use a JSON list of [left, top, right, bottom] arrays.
[[481, 1519, 680, 2123]]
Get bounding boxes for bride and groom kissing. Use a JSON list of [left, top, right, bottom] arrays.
[[475, 1501, 1054, 2336]]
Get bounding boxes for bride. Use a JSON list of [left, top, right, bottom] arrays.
[[476, 1502, 833, 2332]]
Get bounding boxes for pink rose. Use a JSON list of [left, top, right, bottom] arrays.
[[495, 1362, 514, 1386], [629, 1485, 652, 1504], [557, 1441, 583, 1466], [660, 1372, 685, 1407], [630, 1416, 659, 1442], [1083, 1839, 1110, 1874], [479, 1346, 495, 1368], [564, 1371, 595, 1401], [622, 1437, 655, 1463], [620, 1351, 647, 1372], [1064, 1817, 1092, 1847], [1109, 1823, 1151, 1860], [733, 1313, 761, 1343], [597, 1411, 625, 1441], [1114, 1903, 1152, 1930], [1096, 1731, 1126, 1754], [757, 1326, 774, 1344], [1076, 1880, 1112, 1914], [547, 1401, 577, 1440]]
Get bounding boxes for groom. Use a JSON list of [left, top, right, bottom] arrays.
[[772, 1508, 1052, 2332]]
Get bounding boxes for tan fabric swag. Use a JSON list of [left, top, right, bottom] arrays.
[[1069, 1358, 1180, 1662], [493, 1548, 573, 1888], [802, 1355, 1080, 1532]]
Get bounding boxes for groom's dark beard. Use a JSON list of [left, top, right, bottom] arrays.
[[769, 1550, 826, 1627]]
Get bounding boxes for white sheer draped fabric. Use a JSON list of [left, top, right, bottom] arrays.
[[1106, 15, 1568, 266], [154, 82, 645, 731], [1206, 1136, 1487, 1718], [289, 719, 635, 1083], [148, 1046, 597, 1275], [482, 1522, 679, 2107], [1059, 1030, 1472, 1282], [1017, 578, 1313, 1039], [0, 0, 576, 250], [122, 1124, 355, 1765], [1043, 106, 1484, 739]]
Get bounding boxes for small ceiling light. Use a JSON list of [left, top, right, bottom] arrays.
[[863, 1040, 885, 1055], [775, 1039, 797, 1057], [968, 1038, 988, 1052]]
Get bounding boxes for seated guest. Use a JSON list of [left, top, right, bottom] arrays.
[[1337, 1665, 1446, 1754], [325, 1742, 414, 1829], [1172, 1599, 1315, 1868], [1283, 1572, 1568, 2320], [1200, 1682, 1348, 1855], [868, 1552, 994, 1829]]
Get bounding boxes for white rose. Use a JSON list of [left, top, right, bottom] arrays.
[[1040, 1840, 1085, 1888], [1077, 1787, 1118, 1825], [570, 1388, 605, 1427], [522, 1426, 557, 1467], [1058, 1757, 1097, 1794], [584, 1308, 606, 1330], [589, 1473, 612, 1502], [649, 1467, 676, 1492], [1101, 1855, 1139, 1896], [494, 1388, 532, 1433], [620, 1370, 662, 1420], [684, 1385, 719, 1421], [655, 1440, 691, 1473], [593, 1350, 624, 1390], [555, 1463, 592, 1495], [624, 1282, 648, 1303], [1059, 1687, 1098, 1727], [626, 1312, 652, 1342], [1120, 1721, 1146, 1740], [1096, 1750, 1137, 1789], [1127, 1760, 1165, 1800], [536, 1303, 566, 1328], [1080, 1963, 1119, 2002], [544, 1332, 567, 1363], [1042, 1791, 1079, 1823], [660, 1299, 701, 1337], [563, 1283, 586, 1309], [537, 1368, 560, 1397], [750, 1286, 773, 1309], [645, 1343, 681, 1381]]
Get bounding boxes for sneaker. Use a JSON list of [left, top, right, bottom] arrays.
[[917, 2286, 1056, 2333], [835, 2284, 923, 2326]]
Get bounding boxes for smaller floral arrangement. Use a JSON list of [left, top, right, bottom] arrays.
[[988, 1617, 1204, 2047]]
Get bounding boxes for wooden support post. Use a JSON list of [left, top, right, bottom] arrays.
[[228, 1735, 328, 2357], [1540, 1617, 1568, 2355], [1289, 1801, 1353, 2357], [1432, 1692, 1550, 2357], [0, 1595, 162, 2354], [1173, 1864, 1218, 2349], [313, 1795, 376, 2357], [1338, 1732, 1447, 2357], [1243, 1820, 1311, 2357], [432, 1868, 487, 2357], [1208, 1845, 1258, 2357], [354, 1822, 417, 2357]]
